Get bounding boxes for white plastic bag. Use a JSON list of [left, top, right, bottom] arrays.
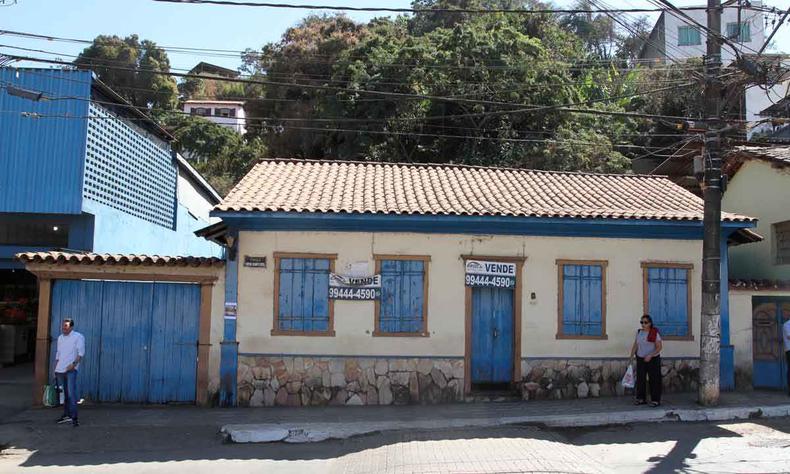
[[621, 364, 635, 389]]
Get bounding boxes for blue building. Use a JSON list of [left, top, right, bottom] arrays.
[[0, 68, 222, 364]]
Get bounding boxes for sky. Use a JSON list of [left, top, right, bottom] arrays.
[[1, 0, 788, 72]]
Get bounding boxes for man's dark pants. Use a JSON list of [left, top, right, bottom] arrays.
[[56, 370, 78, 421]]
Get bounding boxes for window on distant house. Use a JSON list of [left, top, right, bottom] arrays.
[[678, 25, 702, 46], [190, 107, 211, 117], [556, 260, 607, 339], [727, 22, 751, 42], [273, 253, 336, 335], [774, 220, 790, 265], [642, 263, 693, 339], [374, 255, 430, 336], [214, 108, 236, 118]]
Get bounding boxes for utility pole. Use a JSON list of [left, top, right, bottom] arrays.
[[699, 0, 723, 406]]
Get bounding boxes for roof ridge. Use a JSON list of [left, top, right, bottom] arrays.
[[256, 158, 666, 180]]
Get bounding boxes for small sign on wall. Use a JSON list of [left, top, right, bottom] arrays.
[[224, 302, 237, 320], [243, 256, 267, 268], [465, 260, 516, 289], [329, 273, 381, 300]]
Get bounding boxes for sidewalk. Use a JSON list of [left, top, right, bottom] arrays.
[[3, 390, 789, 445]]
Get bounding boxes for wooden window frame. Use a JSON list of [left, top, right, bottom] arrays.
[[556, 259, 609, 340], [773, 220, 790, 266], [373, 254, 431, 337], [271, 251, 337, 337], [641, 261, 694, 341]]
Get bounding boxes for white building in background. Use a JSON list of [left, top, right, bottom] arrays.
[[639, 2, 789, 139], [640, 2, 765, 63], [183, 100, 247, 135]]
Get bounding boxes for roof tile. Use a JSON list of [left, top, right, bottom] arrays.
[[216, 159, 754, 222]]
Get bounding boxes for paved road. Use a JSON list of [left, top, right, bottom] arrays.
[[3, 416, 790, 473]]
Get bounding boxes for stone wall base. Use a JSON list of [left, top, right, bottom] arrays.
[[237, 355, 464, 407], [237, 355, 703, 406], [520, 358, 700, 400]]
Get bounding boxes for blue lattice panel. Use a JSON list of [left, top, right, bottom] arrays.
[[83, 103, 176, 228]]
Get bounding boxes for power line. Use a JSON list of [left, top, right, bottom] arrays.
[[151, 0, 772, 15], [4, 54, 719, 123]]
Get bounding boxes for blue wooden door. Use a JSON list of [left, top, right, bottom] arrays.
[[148, 283, 200, 403], [471, 287, 514, 384], [753, 299, 790, 390], [50, 280, 200, 403], [50, 280, 105, 401], [98, 281, 154, 403]]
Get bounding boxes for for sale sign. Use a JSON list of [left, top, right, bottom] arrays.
[[329, 273, 381, 300], [464, 260, 516, 289]]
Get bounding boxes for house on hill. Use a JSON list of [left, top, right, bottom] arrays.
[[198, 159, 758, 407]]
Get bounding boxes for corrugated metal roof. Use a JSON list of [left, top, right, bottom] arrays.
[[16, 251, 224, 267], [0, 68, 92, 214], [216, 159, 754, 223]]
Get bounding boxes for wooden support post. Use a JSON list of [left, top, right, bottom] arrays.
[[196, 282, 214, 407], [33, 277, 52, 407]]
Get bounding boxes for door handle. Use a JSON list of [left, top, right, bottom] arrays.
[[493, 328, 498, 338]]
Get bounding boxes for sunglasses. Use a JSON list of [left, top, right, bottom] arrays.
[[640, 321, 650, 325]]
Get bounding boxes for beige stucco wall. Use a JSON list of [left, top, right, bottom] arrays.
[[729, 290, 754, 373], [236, 231, 703, 359], [723, 160, 790, 280]]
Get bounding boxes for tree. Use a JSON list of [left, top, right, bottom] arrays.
[[75, 35, 178, 110], [160, 113, 266, 196]]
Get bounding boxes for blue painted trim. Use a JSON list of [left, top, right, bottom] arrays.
[[720, 233, 735, 391], [213, 211, 755, 240], [219, 231, 239, 407]]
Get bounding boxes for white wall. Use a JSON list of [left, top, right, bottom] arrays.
[[177, 168, 217, 223], [235, 230, 703, 360], [723, 160, 790, 280], [747, 78, 790, 138], [183, 102, 246, 134], [661, 4, 764, 63]]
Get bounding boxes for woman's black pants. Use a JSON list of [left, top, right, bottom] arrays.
[[636, 356, 661, 403]]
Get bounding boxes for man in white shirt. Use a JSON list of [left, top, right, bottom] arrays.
[[784, 316, 790, 396], [54, 319, 85, 427]]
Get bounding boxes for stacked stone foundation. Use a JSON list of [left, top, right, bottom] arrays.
[[236, 355, 701, 406], [237, 355, 465, 407], [520, 358, 700, 400]]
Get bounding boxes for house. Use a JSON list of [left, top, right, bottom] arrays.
[[183, 99, 246, 135], [188, 61, 239, 79], [722, 146, 790, 391], [0, 67, 222, 369], [644, 144, 790, 391], [638, 3, 790, 140], [639, 2, 765, 64], [198, 159, 757, 407]]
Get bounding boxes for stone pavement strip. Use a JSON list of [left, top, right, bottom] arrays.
[[220, 391, 790, 443]]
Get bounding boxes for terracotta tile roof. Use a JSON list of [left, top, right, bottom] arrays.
[[216, 159, 754, 222], [16, 252, 224, 267], [733, 145, 790, 166]]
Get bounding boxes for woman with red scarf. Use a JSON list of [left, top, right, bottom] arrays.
[[629, 314, 663, 406]]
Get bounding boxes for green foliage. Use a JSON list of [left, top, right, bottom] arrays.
[[75, 35, 178, 110], [160, 113, 266, 196], [241, 8, 638, 173]]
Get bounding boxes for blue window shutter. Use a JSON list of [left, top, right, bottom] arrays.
[[562, 264, 603, 336], [647, 267, 689, 337], [278, 258, 330, 332], [379, 259, 424, 333]]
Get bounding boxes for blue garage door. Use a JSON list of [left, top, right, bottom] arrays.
[[49, 280, 200, 403]]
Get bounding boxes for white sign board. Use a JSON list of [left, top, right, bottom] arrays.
[[329, 273, 381, 300], [464, 260, 516, 289]]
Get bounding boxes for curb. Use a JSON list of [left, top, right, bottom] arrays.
[[220, 403, 790, 443]]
